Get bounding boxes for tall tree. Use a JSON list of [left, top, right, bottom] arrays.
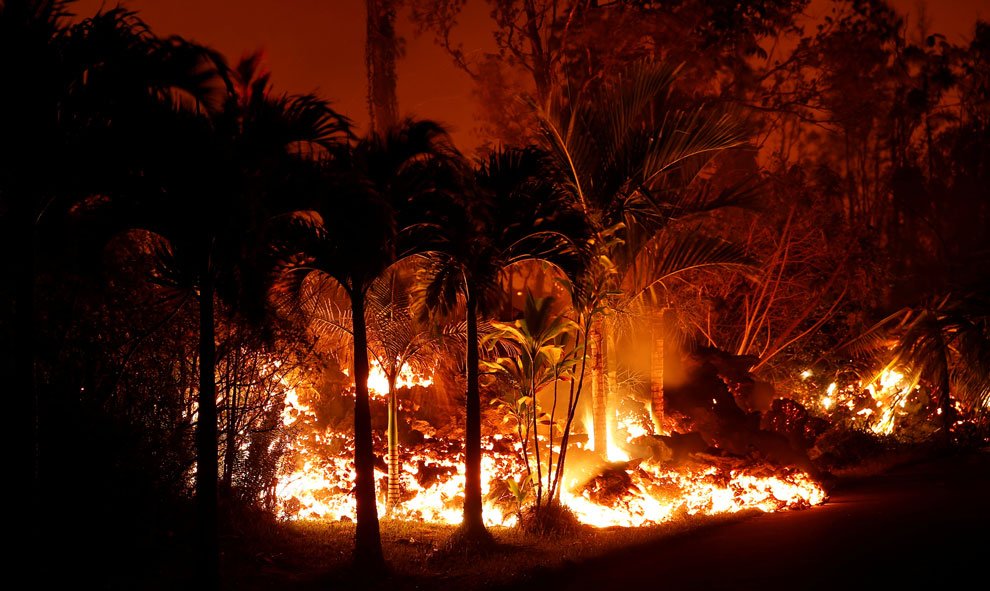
[[530, 60, 753, 452], [274, 118, 464, 569], [95, 45, 349, 586], [366, 0, 401, 132], [0, 3, 237, 584], [419, 146, 588, 545]]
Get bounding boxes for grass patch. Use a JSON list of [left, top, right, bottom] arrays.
[[224, 510, 762, 590]]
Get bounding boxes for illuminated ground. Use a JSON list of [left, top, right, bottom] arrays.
[[507, 448, 990, 590]]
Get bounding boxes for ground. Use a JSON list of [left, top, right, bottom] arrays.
[[223, 446, 990, 590]]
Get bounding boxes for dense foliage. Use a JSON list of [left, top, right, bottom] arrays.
[[4, 0, 988, 588]]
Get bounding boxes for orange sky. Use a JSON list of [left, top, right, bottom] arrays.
[[74, 0, 987, 152]]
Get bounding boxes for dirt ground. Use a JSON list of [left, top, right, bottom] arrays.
[[500, 448, 990, 590]]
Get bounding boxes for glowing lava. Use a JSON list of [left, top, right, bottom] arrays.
[[276, 362, 827, 528]]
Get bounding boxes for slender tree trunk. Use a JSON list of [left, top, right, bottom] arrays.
[[522, 0, 552, 103], [650, 308, 678, 435], [590, 316, 610, 456], [605, 316, 618, 447], [531, 370, 543, 509], [365, 0, 400, 133], [197, 253, 219, 590], [221, 381, 237, 496], [936, 333, 954, 448], [550, 326, 589, 500], [649, 311, 665, 434], [462, 293, 489, 537], [350, 291, 386, 569], [15, 208, 38, 554], [386, 373, 400, 514]]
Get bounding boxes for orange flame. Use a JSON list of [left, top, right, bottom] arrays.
[[276, 363, 826, 527]]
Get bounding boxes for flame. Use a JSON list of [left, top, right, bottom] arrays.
[[342, 361, 433, 400], [275, 364, 827, 528], [814, 368, 921, 435], [561, 464, 824, 527]]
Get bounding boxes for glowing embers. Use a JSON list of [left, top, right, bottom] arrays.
[[562, 463, 825, 528], [276, 362, 826, 527], [562, 406, 826, 528], [816, 368, 921, 435]]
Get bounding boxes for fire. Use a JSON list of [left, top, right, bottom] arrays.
[[275, 362, 827, 528], [560, 464, 824, 527], [366, 362, 434, 397], [816, 368, 919, 435]]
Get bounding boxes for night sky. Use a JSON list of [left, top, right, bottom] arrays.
[[74, 0, 988, 152]]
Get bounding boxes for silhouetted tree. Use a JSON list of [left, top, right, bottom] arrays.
[[0, 4, 230, 584], [308, 262, 465, 513], [94, 46, 349, 587], [419, 145, 588, 545], [273, 118, 464, 570]]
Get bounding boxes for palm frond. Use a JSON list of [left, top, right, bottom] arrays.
[[641, 106, 750, 187], [624, 230, 755, 304]]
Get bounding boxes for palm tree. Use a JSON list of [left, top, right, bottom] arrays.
[[1, 0, 70, 530], [95, 44, 349, 586], [528, 60, 754, 450], [0, 5, 252, 586], [419, 146, 589, 545], [272, 118, 465, 569], [843, 287, 990, 445], [308, 263, 464, 513]]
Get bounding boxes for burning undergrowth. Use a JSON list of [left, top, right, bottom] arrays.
[[274, 350, 828, 529]]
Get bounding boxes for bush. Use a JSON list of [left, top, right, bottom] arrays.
[[518, 500, 583, 538]]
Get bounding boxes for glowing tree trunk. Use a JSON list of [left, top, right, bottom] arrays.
[[649, 316, 665, 433], [589, 316, 613, 456], [649, 308, 676, 434], [606, 321, 619, 445], [386, 373, 400, 514], [350, 291, 385, 569], [222, 382, 237, 495]]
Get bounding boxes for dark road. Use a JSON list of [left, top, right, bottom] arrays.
[[511, 450, 990, 590]]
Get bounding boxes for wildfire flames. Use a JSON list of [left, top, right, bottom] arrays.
[[812, 368, 922, 436], [276, 363, 826, 528]]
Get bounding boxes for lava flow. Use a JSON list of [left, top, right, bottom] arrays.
[[275, 362, 827, 527]]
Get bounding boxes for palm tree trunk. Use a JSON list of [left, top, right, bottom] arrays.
[[16, 211, 38, 548], [605, 317, 618, 447], [590, 316, 610, 456], [649, 312, 665, 433], [462, 292, 489, 536], [350, 290, 386, 569], [936, 342, 954, 448], [197, 254, 219, 590], [386, 373, 400, 514]]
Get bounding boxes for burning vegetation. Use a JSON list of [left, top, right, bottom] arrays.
[[274, 359, 825, 528], [14, 1, 990, 589]]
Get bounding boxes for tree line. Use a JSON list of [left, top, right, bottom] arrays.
[[5, 0, 988, 588]]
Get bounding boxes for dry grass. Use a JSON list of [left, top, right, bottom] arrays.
[[224, 510, 761, 591], [222, 441, 969, 590]]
